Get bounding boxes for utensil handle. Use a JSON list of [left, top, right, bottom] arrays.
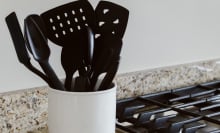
[[73, 76, 90, 92], [64, 73, 73, 91], [90, 48, 114, 91], [40, 61, 65, 91], [25, 63, 54, 88], [98, 58, 120, 91], [90, 73, 99, 91], [5, 12, 30, 64]]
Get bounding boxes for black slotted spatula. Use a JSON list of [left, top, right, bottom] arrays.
[[90, 1, 129, 91], [41, 0, 95, 91]]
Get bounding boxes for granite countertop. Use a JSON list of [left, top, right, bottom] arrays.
[[28, 127, 122, 133], [1, 59, 220, 132]]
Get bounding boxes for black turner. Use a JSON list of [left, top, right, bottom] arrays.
[[90, 1, 129, 91], [5, 12, 53, 88]]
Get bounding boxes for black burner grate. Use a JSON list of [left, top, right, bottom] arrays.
[[116, 81, 220, 133]]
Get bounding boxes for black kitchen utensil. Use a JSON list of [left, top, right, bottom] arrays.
[[5, 12, 53, 87], [61, 44, 83, 90], [40, 0, 95, 91], [91, 36, 122, 91], [90, 1, 129, 91], [24, 14, 65, 91], [83, 26, 94, 72], [73, 26, 94, 92], [73, 75, 91, 92], [98, 54, 120, 91], [94, 1, 129, 39]]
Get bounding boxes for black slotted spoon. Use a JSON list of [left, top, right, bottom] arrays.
[[40, 0, 95, 91], [90, 1, 129, 91]]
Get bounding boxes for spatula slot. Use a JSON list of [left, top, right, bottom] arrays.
[[77, 25, 81, 30], [55, 33, 59, 38], [95, 34, 101, 39], [67, 20, 71, 25], [82, 16, 86, 21], [49, 18, 53, 23], [79, 8, 83, 13], [74, 18, 78, 22], [62, 30, 66, 35], [57, 15, 61, 20], [59, 23, 63, 27], [64, 13, 68, 17], [70, 28, 73, 32], [72, 10, 76, 15], [99, 21, 105, 27], [113, 19, 119, 24], [52, 26, 56, 30], [103, 9, 109, 14]]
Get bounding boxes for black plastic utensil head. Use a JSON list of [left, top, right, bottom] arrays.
[[24, 14, 50, 61], [40, 0, 95, 47], [5, 12, 30, 65], [83, 26, 94, 67], [92, 1, 129, 73], [93, 36, 122, 74], [95, 1, 129, 39], [61, 44, 84, 74]]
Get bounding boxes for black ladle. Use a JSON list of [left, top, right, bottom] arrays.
[[5, 12, 53, 87], [24, 14, 65, 91]]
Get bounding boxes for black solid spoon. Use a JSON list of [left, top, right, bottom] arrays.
[[5, 12, 53, 87], [73, 26, 94, 92], [61, 43, 84, 91], [24, 14, 65, 91]]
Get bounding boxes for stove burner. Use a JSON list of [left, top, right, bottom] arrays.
[[116, 81, 220, 133]]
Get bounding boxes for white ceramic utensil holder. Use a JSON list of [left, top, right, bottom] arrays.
[[48, 83, 116, 133]]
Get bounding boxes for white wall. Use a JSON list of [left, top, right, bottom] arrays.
[[1, 0, 220, 92]]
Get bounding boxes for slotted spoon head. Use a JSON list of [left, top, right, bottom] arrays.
[[40, 0, 95, 47]]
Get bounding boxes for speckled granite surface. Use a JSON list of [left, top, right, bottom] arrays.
[[116, 59, 220, 99], [1, 59, 220, 132]]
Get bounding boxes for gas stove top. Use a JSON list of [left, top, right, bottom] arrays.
[[116, 80, 220, 133]]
